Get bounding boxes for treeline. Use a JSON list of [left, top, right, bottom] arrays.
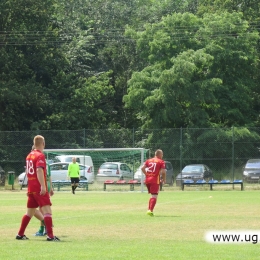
[[0, 0, 260, 131]]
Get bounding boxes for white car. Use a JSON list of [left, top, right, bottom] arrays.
[[18, 162, 94, 186], [133, 166, 146, 183], [96, 162, 133, 182]]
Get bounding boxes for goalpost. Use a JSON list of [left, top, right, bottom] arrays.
[[44, 148, 149, 192]]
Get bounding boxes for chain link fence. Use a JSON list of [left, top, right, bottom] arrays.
[[0, 127, 260, 182]]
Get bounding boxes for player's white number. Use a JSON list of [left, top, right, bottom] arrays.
[[26, 160, 35, 175], [147, 162, 157, 173]]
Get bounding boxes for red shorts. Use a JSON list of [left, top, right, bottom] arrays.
[[146, 183, 160, 194], [27, 192, 52, 208]]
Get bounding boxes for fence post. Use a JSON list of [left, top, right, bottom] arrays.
[[180, 127, 183, 185], [132, 128, 135, 147], [232, 126, 235, 187], [141, 148, 144, 193], [83, 128, 86, 148]]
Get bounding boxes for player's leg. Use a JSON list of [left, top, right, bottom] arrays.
[[34, 208, 45, 236], [149, 194, 158, 212], [71, 178, 75, 194], [146, 183, 153, 216], [16, 208, 36, 239], [73, 177, 79, 193], [146, 183, 159, 216], [16, 194, 38, 239], [40, 194, 60, 241]]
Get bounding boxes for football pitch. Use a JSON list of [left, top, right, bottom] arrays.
[[1, 189, 259, 260]]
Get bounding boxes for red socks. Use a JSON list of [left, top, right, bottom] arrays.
[[149, 198, 157, 212], [44, 213, 54, 238], [17, 213, 54, 238], [18, 214, 31, 236]]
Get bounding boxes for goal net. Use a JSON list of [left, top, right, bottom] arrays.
[[44, 148, 149, 192]]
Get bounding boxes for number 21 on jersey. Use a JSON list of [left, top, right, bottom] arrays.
[[147, 162, 157, 173]]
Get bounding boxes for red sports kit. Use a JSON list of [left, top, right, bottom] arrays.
[[144, 157, 165, 194], [26, 150, 51, 208]]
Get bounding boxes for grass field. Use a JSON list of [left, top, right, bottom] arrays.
[[1, 188, 260, 260]]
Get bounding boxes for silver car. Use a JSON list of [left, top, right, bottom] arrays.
[[243, 159, 260, 182], [96, 162, 133, 182], [176, 164, 213, 186]]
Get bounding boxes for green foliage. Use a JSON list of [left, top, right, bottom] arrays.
[[0, 0, 65, 130], [124, 12, 260, 128], [197, 0, 260, 22], [43, 72, 115, 129], [1, 1, 260, 131], [200, 12, 259, 126]]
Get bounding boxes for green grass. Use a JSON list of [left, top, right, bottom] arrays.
[[1, 189, 260, 260]]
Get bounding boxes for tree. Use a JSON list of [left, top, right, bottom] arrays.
[[124, 12, 259, 128], [0, 0, 112, 130], [0, 0, 61, 130], [43, 71, 115, 130], [197, 0, 260, 22], [200, 12, 259, 126]]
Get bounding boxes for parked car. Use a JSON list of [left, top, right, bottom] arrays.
[[18, 162, 94, 186], [243, 159, 260, 182], [96, 162, 133, 182], [134, 161, 174, 186], [176, 164, 213, 186]]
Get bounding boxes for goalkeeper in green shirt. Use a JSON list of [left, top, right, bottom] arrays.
[[68, 157, 80, 194]]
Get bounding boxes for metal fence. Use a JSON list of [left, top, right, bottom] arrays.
[[0, 127, 260, 180]]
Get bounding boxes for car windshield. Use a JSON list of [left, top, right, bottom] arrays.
[[182, 165, 203, 174], [245, 167, 260, 170], [245, 161, 260, 169], [100, 163, 118, 170], [51, 164, 68, 170]]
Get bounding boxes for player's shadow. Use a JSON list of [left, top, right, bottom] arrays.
[[33, 235, 70, 242], [155, 215, 181, 218]]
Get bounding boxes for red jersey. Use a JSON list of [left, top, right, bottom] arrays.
[[26, 149, 47, 193], [144, 157, 165, 184]]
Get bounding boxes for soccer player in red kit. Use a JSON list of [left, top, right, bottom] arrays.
[[141, 149, 166, 216], [16, 135, 60, 241]]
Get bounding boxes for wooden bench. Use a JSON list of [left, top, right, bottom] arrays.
[[52, 180, 88, 191], [103, 180, 139, 191], [181, 179, 243, 191]]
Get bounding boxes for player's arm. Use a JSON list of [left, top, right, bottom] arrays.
[[49, 176, 54, 196], [161, 168, 166, 184], [46, 163, 53, 195], [141, 164, 147, 175], [37, 167, 46, 195]]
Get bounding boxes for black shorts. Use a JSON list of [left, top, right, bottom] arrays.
[[70, 177, 79, 184]]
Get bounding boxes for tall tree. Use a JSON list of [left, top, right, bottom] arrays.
[[124, 12, 259, 128], [0, 0, 61, 130], [197, 0, 260, 22], [0, 0, 113, 130]]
